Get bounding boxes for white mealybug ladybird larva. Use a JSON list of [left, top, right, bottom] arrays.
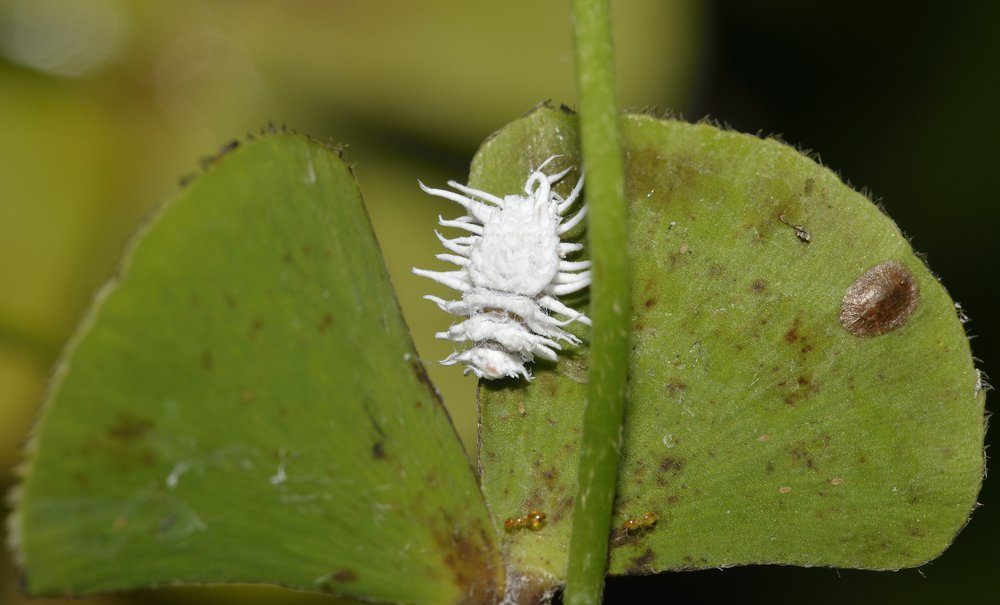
[[412, 155, 592, 380]]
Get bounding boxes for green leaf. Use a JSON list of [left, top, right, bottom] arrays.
[[476, 107, 984, 591], [8, 133, 503, 604]]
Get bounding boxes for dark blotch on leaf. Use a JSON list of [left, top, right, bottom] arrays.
[[332, 568, 357, 582], [107, 414, 153, 441], [433, 521, 502, 604], [626, 548, 657, 574], [659, 457, 684, 473], [840, 261, 919, 336], [784, 319, 801, 343], [411, 360, 443, 404]]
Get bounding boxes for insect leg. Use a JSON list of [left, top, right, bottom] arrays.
[[536, 154, 562, 172], [423, 295, 471, 316], [558, 204, 588, 234], [434, 231, 472, 255], [538, 295, 592, 326], [525, 171, 551, 200], [558, 242, 584, 256], [553, 270, 592, 284], [412, 268, 471, 292], [439, 216, 483, 234], [546, 166, 572, 185], [558, 173, 585, 213], [548, 279, 591, 296], [446, 181, 505, 207], [436, 253, 469, 267], [559, 259, 591, 271], [419, 181, 494, 223]]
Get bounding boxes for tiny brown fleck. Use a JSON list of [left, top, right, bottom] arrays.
[[784, 319, 801, 343], [665, 380, 686, 397], [517, 402, 527, 416], [332, 568, 357, 582], [679, 242, 689, 254], [840, 261, 919, 336], [758, 434, 770, 442], [778, 486, 792, 494], [830, 477, 844, 486]]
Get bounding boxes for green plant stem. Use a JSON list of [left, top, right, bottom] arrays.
[[565, 0, 630, 604]]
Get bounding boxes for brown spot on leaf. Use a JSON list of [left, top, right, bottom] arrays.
[[778, 486, 792, 494], [107, 414, 153, 441], [411, 360, 442, 404], [332, 568, 357, 582], [627, 548, 657, 574], [840, 261, 919, 336], [784, 319, 801, 343], [201, 350, 214, 370], [372, 441, 386, 460], [433, 520, 502, 604], [790, 445, 818, 471], [318, 312, 333, 333], [550, 495, 575, 523], [250, 316, 263, 340], [644, 298, 656, 309], [665, 380, 686, 397], [659, 457, 684, 473], [751, 279, 766, 293], [782, 373, 818, 406]]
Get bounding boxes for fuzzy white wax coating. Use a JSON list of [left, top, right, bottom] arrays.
[[469, 195, 561, 296], [413, 156, 592, 380]]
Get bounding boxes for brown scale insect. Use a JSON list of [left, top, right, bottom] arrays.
[[504, 509, 547, 532], [840, 261, 919, 336], [623, 511, 659, 533]]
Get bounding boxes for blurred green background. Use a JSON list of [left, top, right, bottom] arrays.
[[0, 1, 995, 603]]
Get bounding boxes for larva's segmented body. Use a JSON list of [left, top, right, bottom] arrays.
[[413, 156, 591, 380]]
